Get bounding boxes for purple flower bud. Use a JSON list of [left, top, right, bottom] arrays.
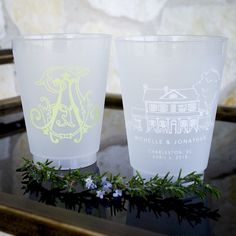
[[101, 176, 112, 191], [85, 176, 97, 190], [113, 189, 122, 198], [96, 190, 105, 199]]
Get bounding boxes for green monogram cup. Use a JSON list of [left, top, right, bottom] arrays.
[[13, 34, 111, 169]]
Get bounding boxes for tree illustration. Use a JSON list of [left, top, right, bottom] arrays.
[[193, 69, 221, 114]]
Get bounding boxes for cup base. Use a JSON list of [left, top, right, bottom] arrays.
[[133, 169, 204, 181], [33, 153, 97, 170]]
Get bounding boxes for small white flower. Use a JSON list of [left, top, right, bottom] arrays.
[[113, 189, 122, 198], [101, 176, 108, 185], [96, 190, 105, 199], [85, 176, 97, 190], [101, 176, 112, 191], [103, 182, 112, 191]]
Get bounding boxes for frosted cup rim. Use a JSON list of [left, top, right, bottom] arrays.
[[115, 35, 228, 44], [12, 33, 112, 42]]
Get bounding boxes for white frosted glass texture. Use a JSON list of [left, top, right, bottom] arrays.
[[13, 34, 111, 169], [116, 36, 226, 177]]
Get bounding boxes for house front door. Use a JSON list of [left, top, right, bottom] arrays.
[[170, 119, 177, 134]]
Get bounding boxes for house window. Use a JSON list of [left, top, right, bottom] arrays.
[[149, 103, 158, 112], [180, 119, 188, 128], [180, 119, 188, 133], [189, 119, 198, 128], [158, 104, 168, 112], [188, 103, 197, 112], [170, 104, 176, 113], [148, 119, 156, 128], [159, 119, 167, 128], [178, 104, 187, 112]]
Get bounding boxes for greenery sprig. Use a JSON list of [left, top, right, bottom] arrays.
[[16, 158, 221, 224], [17, 158, 220, 201]]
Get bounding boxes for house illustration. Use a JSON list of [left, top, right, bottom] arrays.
[[131, 86, 202, 134]]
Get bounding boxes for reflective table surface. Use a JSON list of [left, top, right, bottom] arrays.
[[0, 108, 236, 235]]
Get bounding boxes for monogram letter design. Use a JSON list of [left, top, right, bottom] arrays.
[[30, 66, 99, 144]]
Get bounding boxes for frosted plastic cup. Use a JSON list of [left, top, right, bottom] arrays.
[[13, 34, 111, 169], [116, 35, 227, 178]]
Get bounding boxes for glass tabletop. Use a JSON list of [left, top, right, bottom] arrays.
[[0, 108, 236, 235]]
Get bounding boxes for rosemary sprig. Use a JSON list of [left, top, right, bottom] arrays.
[[17, 158, 220, 201]]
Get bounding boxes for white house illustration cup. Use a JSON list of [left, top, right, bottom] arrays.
[[13, 34, 111, 169], [116, 35, 227, 178]]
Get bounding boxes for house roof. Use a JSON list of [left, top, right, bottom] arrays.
[[143, 87, 198, 102]]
